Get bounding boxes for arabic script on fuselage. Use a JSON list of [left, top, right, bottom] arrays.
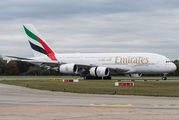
[[98, 58, 112, 62]]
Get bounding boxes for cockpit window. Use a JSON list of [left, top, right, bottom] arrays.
[[166, 61, 172, 63]]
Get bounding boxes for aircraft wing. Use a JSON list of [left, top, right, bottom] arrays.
[[2, 55, 61, 70], [75, 63, 131, 76], [111, 67, 130, 73], [3, 55, 92, 72], [3, 55, 131, 75]]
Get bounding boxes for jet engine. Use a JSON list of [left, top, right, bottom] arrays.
[[60, 64, 78, 74], [126, 74, 142, 77], [89, 67, 109, 77]]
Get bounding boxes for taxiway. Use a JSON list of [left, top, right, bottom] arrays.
[[0, 83, 179, 120]]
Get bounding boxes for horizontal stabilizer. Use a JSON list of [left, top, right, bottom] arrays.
[[3, 55, 33, 60]]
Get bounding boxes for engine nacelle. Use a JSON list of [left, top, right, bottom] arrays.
[[60, 64, 78, 74], [126, 74, 142, 77], [90, 67, 109, 77]]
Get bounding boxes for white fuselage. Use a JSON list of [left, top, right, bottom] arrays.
[[54, 52, 176, 75]]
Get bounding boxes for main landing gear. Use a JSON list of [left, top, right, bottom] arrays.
[[84, 76, 102, 80], [84, 76, 111, 80], [103, 76, 111, 80]]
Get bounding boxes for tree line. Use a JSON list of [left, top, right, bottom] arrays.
[[0, 57, 62, 76], [0, 56, 179, 76]]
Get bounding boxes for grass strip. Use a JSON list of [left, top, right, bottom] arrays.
[[0, 80, 179, 97]]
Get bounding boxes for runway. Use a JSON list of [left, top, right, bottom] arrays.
[[0, 83, 179, 120]]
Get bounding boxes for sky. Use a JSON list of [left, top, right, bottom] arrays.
[[1, 0, 179, 60]]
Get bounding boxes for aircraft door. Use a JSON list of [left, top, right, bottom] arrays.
[[156, 61, 160, 67]]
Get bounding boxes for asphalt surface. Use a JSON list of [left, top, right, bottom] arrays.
[[0, 83, 179, 120]]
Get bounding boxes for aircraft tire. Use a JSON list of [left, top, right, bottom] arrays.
[[103, 76, 111, 80], [93, 77, 102, 80], [162, 77, 167, 80], [84, 76, 102, 80]]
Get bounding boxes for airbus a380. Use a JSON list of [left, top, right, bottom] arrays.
[[3, 24, 176, 80]]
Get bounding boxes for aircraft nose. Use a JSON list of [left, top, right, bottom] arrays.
[[172, 63, 177, 71]]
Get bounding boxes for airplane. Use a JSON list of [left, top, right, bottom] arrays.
[[3, 24, 177, 80]]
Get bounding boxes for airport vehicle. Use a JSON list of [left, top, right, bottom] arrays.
[[3, 24, 177, 80]]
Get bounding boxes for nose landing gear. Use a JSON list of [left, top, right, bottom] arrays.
[[162, 76, 167, 80], [162, 73, 168, 80]]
